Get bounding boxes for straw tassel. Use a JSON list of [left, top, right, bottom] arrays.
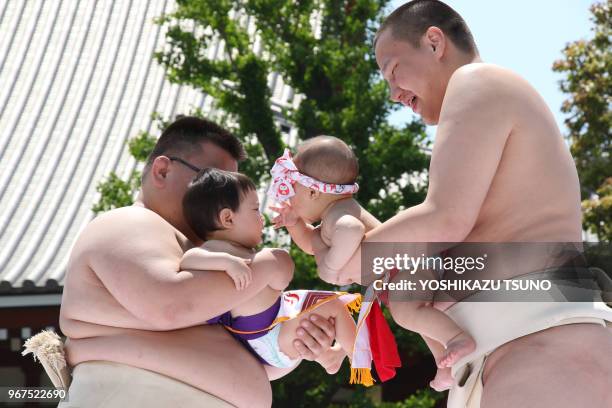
[[22, 330, 71, 389], [350, 367, 375, 387]]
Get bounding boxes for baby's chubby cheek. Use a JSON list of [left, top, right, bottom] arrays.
[[289, 197, 303, 213]]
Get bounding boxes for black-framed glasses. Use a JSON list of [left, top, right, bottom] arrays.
[[168, 156, 202, 173]]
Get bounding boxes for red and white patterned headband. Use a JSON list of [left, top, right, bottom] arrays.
[[267, 148, 359, 202]]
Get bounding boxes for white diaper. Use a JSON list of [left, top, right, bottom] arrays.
[[226, 290, 361, 369], [246, 324, 298, 368]]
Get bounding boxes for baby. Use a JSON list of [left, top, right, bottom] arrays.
[[268, 136, 380, 285], [179, 167, 363, 381], [268, 136, 475, 391]]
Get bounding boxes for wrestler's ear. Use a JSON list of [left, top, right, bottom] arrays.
[[424, 26, 445, 59], [150, 156, 171, 188], [309, 189, 321, 200], [218, 208, 234, 229]]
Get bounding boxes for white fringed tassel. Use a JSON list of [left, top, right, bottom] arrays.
[[22, 330, 71, 389]]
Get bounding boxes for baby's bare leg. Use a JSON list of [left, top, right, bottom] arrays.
[[279, 298, 356, 360], [438, 331, 476, 368], [421, 334, 445, 363], [422, 335, 454, 391], [389, 300, 475, 367], [389, 300, 462, 345]]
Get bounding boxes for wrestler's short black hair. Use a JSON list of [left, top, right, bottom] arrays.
[[183, 168, 256, 240], [375, 0, 478, 56], [143, 116, 246, 178]]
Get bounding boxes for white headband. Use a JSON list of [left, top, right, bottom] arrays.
[[267, 149, 359, 201]]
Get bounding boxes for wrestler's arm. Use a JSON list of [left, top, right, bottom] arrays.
[[180, 247, 249, 271], [268, 252, 294, 291], [265, 318, 344, 380], [366, 66, 514, 244], [184, 241, 293, 291], [180, 247, 253, 290], [87, 210, 292, 329]]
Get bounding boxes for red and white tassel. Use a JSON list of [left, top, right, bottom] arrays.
[[350, 286, 401, 386]]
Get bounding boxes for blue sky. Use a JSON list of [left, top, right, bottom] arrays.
[[386, 0, 598, 138]]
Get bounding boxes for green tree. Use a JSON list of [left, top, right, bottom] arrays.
[[582, 177, 612, 240], [553, 0, 611, 241], [155, 0, 430, 220], [93, 1, 435, 406]]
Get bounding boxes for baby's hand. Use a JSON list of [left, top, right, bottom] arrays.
[[226, 258, 252, 290], [269, 202, 299, 229]]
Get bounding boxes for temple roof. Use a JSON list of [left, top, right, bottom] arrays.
[[0, 0, 296, 294]]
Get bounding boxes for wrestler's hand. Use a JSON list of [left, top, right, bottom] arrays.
[[226, 258, 252, 290], [292, 314, 335, 361], [269, 202, 299, 229], [314, 342, 345, 374]]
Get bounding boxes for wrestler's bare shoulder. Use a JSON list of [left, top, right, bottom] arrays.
[[447, 63, 538, 111], [450, 63, 527, 87], [73, 206, 187, 259], [87, 206, 173, 234]]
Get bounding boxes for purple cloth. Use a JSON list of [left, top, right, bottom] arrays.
[[206, 311, 232, 326], [230, 297, 281, 340], [205, 297, 282, 365]]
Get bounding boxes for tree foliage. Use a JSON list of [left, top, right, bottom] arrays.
[[154, 0, 430, 220], [553, 0, 611, 240], [582, 177, 612, 240]]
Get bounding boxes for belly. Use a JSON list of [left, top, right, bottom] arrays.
[[65, 325, 271, 407], [467, 202, 580, 243], [483, 323, 612, 385], [466, 159, 581, 243], [433, 209, 582, 310]]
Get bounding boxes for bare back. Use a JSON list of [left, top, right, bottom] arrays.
[[60, 206, 271, 407]]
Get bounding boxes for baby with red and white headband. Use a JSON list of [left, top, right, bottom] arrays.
[[268, 135, 380, 285], [269, 136, 475, 390]]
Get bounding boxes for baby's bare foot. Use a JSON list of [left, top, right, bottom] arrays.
[[430, 367, 454, 391], [439, 331, 476, 368]]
